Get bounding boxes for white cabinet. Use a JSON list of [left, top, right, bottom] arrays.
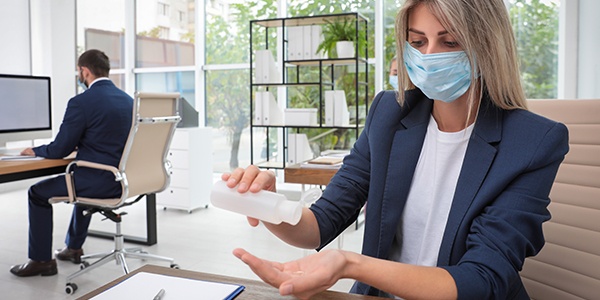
[[157, 127, 213, 212]]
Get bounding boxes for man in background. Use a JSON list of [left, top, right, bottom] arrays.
[[388, 56, 398, 90], [10, 49, 133, 277]]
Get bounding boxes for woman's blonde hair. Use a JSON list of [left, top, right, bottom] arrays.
[[394, 0, 527, 110]]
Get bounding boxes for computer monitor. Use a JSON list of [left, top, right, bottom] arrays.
[[0, 74, 52, 151], [177, 97, 199, 128]]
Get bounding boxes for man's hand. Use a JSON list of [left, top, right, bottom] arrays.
[[20, 148, 35, 156]]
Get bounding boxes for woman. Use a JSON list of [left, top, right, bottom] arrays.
[[225, 0, 569, 299]]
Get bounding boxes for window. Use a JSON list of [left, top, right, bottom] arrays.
[[137, 1, 195, 68], [158, 3, 170, 16], [76, 0, 125, 90], [74, 0, 565, 174], [507, 0, 560, 99]]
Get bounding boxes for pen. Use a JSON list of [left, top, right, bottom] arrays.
[[153, 288, 165, 300]]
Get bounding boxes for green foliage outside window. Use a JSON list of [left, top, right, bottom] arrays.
[[509, 0, 559, 99]]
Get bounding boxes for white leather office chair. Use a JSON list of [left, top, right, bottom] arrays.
[[521, 99, 600, 299], [50, 92, 182, 294]]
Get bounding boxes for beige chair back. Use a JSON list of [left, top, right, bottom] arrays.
[[521, 99, 600, 299], [120, 92, 181, 198]]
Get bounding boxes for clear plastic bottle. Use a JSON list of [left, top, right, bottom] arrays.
[[210, 180, 306, 225]]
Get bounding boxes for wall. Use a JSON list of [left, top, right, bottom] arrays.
[[31, 0, 76, 138], [0, 1, 31, 74]]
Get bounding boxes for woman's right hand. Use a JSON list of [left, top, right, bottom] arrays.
[[221, 165, 277, 226]]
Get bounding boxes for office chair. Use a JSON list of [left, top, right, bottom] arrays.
[[521, 99, 600, 299], [49, 92, 182, 294]]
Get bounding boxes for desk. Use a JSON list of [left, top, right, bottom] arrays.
[[0, 158, 70, 183], [284, 164, 338, 186], [78, 265, 386, 300], [0, 158, 157, 246], [284, 163, 365, 231]]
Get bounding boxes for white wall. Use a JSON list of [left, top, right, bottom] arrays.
[[577, 0, 600, 98], [31, 0, 76, 137], [0, 1, 31, 74]]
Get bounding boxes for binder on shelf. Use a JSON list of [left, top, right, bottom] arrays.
[[310, 25, 325, 59], [324, 90, 335, 126], [259, 91, 283, 125], [324, 90, 350, 126], [302, 26, 312, 60], [255, 50, 281, 84], [288, 133, 314, 164], [287, 25, 325, 61], [287, 26, 304, 60], [254, 92, 263, 125], [334, 90, 350, 126]]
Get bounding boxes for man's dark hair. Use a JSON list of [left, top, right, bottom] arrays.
[[78, 49, 110, 78]]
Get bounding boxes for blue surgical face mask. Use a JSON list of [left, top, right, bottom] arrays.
[[389, 75, 399, 90], [77, 71, 88, 91], [403, 42, 472, 103]]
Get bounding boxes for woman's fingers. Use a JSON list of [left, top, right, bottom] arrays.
[[233, 248, 288, 287], [221, 165, 277, 193]]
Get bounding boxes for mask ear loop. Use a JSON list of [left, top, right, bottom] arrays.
[[299, 187, 322, 207]]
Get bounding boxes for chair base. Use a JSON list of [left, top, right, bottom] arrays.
[[66, 247, 175, 283], [65, 220, 176, 292]]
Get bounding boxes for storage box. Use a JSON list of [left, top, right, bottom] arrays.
[[284, 108, 318, 126]]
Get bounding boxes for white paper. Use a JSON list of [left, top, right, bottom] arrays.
[[90, 272, 244, 300]]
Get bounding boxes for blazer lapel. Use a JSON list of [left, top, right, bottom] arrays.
[[437, 99, 503, 266], [378, 96, 432, 257]]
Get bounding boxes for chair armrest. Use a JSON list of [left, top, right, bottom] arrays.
[[64, 160, 124, 203], [66, 160, 121, 179]]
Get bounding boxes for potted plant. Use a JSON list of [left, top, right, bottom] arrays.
[[316, 18, 366, 59]]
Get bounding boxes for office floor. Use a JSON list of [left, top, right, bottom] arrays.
[[0, 177, 364, 299]]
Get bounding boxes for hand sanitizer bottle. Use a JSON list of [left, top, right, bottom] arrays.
[[210, 180, 308, 225]]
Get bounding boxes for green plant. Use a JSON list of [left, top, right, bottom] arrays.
[[316, 18, 367, 58]]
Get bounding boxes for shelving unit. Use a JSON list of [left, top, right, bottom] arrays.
[[250, 12, 369, 169]]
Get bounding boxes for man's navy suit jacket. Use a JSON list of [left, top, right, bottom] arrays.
[[33, 80, 133, 197], [310, 90, 569, 299]]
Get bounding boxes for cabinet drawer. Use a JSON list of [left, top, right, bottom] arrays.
[[157, 188, 190, 207], [170, 130, 189, 149], [167, 149, 189, 169], [168, 169, 189, 188]]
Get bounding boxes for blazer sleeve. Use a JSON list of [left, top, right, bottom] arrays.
[[441, 121, 569, 299], [33, 98, 85, 159]]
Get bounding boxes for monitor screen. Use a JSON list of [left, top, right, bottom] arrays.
[[0, 74, 52, 149]]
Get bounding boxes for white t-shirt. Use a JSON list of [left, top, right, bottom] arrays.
[[389, 114, 474, 267]]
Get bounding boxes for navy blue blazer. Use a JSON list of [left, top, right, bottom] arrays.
[[309, 90, 569, 299], [33, 80, 133, 197]]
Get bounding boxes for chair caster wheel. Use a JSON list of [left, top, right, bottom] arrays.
[[65, 283, 78, 294], [170, 263, 180, 269], [80, 261, 90, 270]]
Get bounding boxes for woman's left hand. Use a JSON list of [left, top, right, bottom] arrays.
[[233, 248, 348, 299]]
